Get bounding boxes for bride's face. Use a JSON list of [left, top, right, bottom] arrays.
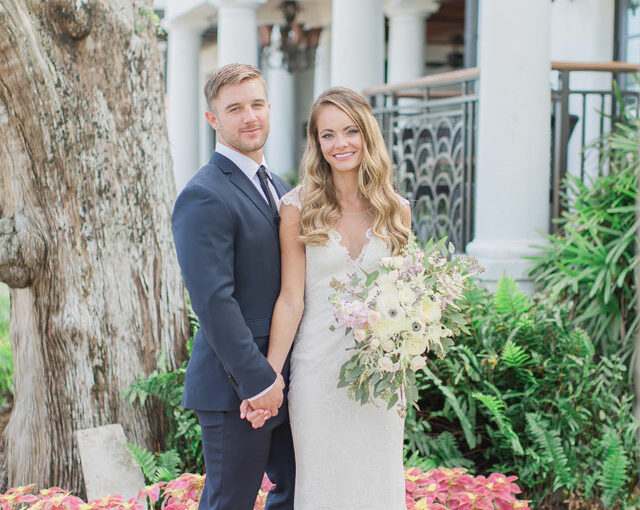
[[316, 104, 364, 175]]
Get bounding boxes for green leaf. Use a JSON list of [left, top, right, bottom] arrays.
[[600, 430, 629, 507], [525, 413, 571, 490], [126, 444, 158, 481], [423, 366, 476, 449], [365, 270, 379, 287], [501, 340, 530, 368], [474, 392, 523, 455], [493, 276, 531, 316]]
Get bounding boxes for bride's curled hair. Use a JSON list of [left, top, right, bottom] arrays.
[[298, 87, 410, 255]]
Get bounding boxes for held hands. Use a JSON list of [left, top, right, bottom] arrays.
[[240, 373, 285, 429]]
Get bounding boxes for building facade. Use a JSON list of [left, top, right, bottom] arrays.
[[158, 0, 639, 286]]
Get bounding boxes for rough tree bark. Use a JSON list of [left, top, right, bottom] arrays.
[[0, 0, 189, 494]]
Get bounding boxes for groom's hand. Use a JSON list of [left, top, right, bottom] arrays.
[[248, 373, 285, 417], [240, 400, 271, 429]]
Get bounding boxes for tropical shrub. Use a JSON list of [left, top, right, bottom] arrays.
[[0, 283, 8, 342], [406, 277, 639, 507], [0, 467, 530, 509], [124, 308, 202, 480], [0, 283, 13, 406], [529, 100, 638, 360], [124, 338, 203, 480]]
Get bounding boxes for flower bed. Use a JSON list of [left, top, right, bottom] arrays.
[[0, 467, 530, 509]]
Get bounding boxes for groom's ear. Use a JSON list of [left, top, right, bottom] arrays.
[[205, 110, 218, 130]]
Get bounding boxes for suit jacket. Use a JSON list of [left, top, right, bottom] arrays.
[[172, 151, 292, 411]]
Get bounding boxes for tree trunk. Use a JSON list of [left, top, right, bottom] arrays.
[[0, 0, 189, 494]]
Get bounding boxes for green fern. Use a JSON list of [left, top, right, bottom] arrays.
[[493, 276, 532, 316], [473, 392, 523, 455], [600, 430, 629, 507], [501, 340, 530, 368], [126, 443, 158, 481], [526, 413, 572, 490], [127, 444, 181, 483], [157, 450, 181, 480], [423, 366, 476, 449]]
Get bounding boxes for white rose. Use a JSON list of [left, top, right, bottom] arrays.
[[354, 328, 367, 342], [382, 339, 396, 352], [378, 356, 395, 372], [406, 332, 428, 355], [369, 336, 381, 349], [420, 297, 442, 323], [410, 356, 427, 371], [425, 324, 442, 347], [371, 317, 401, 341], [398, 285, 415, 306]]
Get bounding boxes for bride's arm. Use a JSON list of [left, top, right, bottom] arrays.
[[402, 203, 412, 228], [267, 203, 306, 374]]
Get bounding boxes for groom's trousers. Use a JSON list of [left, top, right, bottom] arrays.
[[197, 406, 295, 510]]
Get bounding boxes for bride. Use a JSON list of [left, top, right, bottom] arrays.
[[249, 87, 411, 509]]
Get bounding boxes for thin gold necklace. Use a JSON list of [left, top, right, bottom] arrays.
[[340, 207, 373, 215]]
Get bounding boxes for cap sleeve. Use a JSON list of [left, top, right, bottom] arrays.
[[281, 185, 303, 210]]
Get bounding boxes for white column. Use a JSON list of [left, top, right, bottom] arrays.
[[385, 0, 438, 84], [313, 27, 331, 99], [216, 0, 266, 66], [166, 19, 208, 192], [551, 0, 615, 182], [264, 30, 296, 176], [330, 0, 384, 93], [465, 0, 551, 290]]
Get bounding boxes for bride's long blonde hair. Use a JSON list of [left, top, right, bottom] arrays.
[[297, 87, 410, 255]]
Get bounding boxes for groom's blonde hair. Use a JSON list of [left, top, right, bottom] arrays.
[[204, 63, 268, 110]]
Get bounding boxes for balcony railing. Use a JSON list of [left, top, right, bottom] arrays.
[[365, 69, 479, 251], [364, 62, 640, 249], [551, 62, 640, 231]]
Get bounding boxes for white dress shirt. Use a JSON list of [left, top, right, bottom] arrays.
[[216, 143, 281, 212], [215, 143, 279, 401]]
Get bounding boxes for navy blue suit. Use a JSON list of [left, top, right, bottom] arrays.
[[172, 151, 295, 510]]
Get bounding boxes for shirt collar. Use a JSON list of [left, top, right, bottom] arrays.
[[216, 143, 271, 181]]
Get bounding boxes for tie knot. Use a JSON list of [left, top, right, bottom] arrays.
[[257, 165, 269, 182]]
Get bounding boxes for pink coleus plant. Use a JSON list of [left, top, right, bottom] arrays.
[[0, 468, 529, 510]]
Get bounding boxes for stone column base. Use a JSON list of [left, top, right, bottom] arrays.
[[465, 238, 548, 293]]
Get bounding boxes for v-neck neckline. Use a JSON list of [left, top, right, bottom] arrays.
[[329, 228, 373, 263]]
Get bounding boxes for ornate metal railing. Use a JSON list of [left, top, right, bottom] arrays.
[[551, 62, 640, 231], [364, 69, 479, 251], [365, 63, 640, 245]]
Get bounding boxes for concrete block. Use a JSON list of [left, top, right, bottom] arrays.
[[76, 423, 145, 502]]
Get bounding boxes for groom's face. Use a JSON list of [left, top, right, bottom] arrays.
[[206, 79, 270, 162]]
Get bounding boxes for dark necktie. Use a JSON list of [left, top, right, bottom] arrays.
[[256, 165, 278, 215]]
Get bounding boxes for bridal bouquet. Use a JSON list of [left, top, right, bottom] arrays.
[[329, 235, 482, 417]]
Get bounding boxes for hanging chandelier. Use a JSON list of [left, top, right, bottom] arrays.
[[258, 1, 322, 73]]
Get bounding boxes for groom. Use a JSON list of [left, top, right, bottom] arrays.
[[172, 63, 295, 510]]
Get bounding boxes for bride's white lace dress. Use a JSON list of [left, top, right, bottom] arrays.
[[281, 186, 407, 510]]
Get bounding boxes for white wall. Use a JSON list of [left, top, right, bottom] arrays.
[[551, 0, 616, 182]]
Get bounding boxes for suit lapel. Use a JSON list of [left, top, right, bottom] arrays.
[[211, 152, 279, 239], [271, 175, 288, 199]]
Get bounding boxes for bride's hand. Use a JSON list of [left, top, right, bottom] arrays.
[[239, 399, 271, 429]]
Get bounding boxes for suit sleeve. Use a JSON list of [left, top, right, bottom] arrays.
[[172, 183, 276, 400]]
